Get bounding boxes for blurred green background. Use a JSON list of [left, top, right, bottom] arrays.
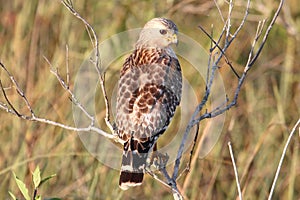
[[0, 0, 299, 199]]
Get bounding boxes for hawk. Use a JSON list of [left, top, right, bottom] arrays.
[[116, 17, 182, 190]]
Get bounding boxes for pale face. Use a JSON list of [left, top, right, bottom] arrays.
[[136, 18, 178, 48]]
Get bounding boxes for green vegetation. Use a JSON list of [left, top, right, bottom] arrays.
[[0, 0, 299, 199], [9, 166, 57, 200]]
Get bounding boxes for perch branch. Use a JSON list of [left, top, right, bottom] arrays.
[[174, 122, 201, 185], [0, 61, 122, 144], [172, 0, 283, 182]]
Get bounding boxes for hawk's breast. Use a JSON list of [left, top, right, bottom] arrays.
[[116, 48, 182, 141]]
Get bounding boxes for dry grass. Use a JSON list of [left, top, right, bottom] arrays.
[[0, 0, 299, 199]]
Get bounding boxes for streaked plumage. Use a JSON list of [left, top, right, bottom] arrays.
[[116, 18, 182, 190]]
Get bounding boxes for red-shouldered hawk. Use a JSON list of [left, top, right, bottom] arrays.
[[116, 18, 182, 190]]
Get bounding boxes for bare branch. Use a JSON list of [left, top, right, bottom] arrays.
[[268, 118, 300, 200], [198, 25, 240, 79], [146, 169, 173, 190], [146, 155, 183, 200], [65, 44, 70, 88], [225, 0, 234, 43], [0, 61, 123, 144], [174, 122, 201, 184], [213, 0, 251, 65], [213, 0, 225, 23], [43, 56, 96, 126], [61, 0, 114, 133], [0, 62, 35, 118], [249, 0, 285, 66], [244, 20, 266, 72], [172, 0, 284, 184], [228, 142, 243, 200], [229, 0, 251, 45], [0, 80, 22, 118]]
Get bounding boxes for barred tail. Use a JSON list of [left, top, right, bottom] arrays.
[[119, 136, 153, 190], [119, 148, 148, 190]]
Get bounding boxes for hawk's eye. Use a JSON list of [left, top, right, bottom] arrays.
[[159, 29, 167, 35]]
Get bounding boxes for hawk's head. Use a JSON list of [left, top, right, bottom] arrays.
[[136, 18, 178, 48]]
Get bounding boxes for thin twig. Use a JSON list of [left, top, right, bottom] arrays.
[[65, 44, 70, 88], [175, 122, 200, 182], [172, 0, 283, 184], [0, 80, 22, 117], [205, 25, 214, 89], [187, 123, 200, 171], [0, 61, 123, 144], [225, 0, 234, 43], [0, 62, 35, 117], [249, 0, 285, 66], [228, 142, 243, 200], [229, 0, 251, 45], [198, 25, 240, 79], [145, 167, 183, 200], [214, 0, 251, 65], [191, 0, 281, 127], [244, 20, 266, 72], [220, 0, 251, 76], [146, 169, 173, 190], [43, 56, 96, 126], [268, 118, 300, 200], [213, 0, 225, 23], [61, 0, 114, 133]]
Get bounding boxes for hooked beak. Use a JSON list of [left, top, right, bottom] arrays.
[[169, 33, 178, 46]]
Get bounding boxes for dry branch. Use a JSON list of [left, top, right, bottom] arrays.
[[172, 0, 284, 184], [228, 142, 242, 200], [61, 0, 114, 133], [268, 118, 300, 200], [0, 61, 119, 142]]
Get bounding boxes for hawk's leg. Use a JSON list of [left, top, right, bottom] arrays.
[[153, 152, 169, 170], [146, 143, 169, 171], [150, 143, 158, 165]]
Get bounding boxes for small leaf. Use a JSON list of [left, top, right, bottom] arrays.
[[32, 166, 41, 189], [12, 172, 31, 200], [8, 191, 17, 200], [35, 195, 42, 200], [40, 174, 56, 187]]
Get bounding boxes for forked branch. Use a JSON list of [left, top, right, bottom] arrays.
[[172, 0, 284, 193], [0, 61, 119, 142], [61, 0, 114, 133]]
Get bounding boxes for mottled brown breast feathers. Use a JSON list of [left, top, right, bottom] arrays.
[[116, 47, 182, 142], [120, 48, 180, 77]]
